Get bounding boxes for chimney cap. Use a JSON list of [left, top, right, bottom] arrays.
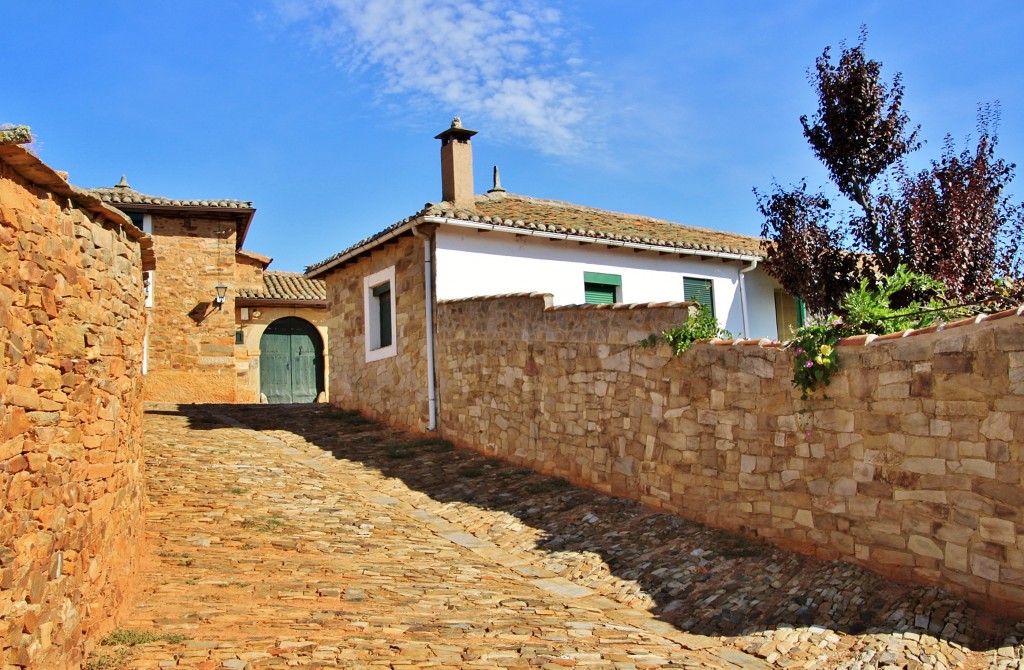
[[488, 165, 506, 193], [435, 116, 478, 143]]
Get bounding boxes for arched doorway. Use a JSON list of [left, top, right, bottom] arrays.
[[259, 317, 325, 404]]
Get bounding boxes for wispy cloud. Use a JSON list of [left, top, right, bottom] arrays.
[[275, 0, 596, 157]]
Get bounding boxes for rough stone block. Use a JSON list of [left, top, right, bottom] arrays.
[[902, 457, 946, 475], [979, 517, 1017, 545], [908, 535, 944, 559], [971, 553, 1000, 581]]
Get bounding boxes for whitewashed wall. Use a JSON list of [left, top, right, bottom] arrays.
[[434, 227, 786, 339]]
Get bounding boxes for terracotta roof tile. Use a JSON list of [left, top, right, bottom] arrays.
[[237, 271, 326, 302], [432, 192, 765, 257], [88, 177, 254, 210], [308, 191, 765, 275]]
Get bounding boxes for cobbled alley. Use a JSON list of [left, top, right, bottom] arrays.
[[90, 405, 1023, 669]]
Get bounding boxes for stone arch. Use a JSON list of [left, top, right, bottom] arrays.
[[259, 317, 325, 403]]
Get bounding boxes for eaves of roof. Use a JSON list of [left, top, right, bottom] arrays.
[[88, 181, 256, 249], [237, 249, 273, 267]]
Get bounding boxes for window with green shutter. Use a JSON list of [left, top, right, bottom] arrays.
[[583, 271, 621, 304], [683, 276, 714, 316]]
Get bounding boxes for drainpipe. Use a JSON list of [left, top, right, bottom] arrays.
[[738, 259, 759, 338], [411, 224, 437, 431]]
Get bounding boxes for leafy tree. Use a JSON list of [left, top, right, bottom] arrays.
[[756, 181, 859, 314], [758, 29, 1023, 316], [800, 27, 919, 232], [894, 108, 1024, 300]]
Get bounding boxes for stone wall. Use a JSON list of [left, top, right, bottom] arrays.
[[145, 214, 237, 403], [1, 139, 151, 668], [436, 294, 1024, 616], [323, 233, 429, 429]]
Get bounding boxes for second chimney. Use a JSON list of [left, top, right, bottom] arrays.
[[435, 117, 477, 209]]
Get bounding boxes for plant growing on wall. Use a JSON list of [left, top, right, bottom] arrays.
[[788, 320, 850, 400], [789, 265, 956, 398], [639, 304, 732, 354]]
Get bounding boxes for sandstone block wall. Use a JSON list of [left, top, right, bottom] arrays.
[[1, 143, 150, 668], [436, 294, 1024, 615], [145, 214, 237, 403], [323, 234, 429, 429]]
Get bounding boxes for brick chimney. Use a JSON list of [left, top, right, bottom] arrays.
[[435, 117, 477, 208]]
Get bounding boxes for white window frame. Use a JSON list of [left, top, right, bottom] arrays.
[[364, 265, 397, 362], [142, 214, 154, 308]]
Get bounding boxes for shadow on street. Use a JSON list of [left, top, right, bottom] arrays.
[[149, 403, 1017, 653]]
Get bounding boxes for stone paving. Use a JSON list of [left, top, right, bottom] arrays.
[[92, 404, 1023, 669]]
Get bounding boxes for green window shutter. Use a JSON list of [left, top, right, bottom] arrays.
[[583, 271, 622, 286], [684, 277, 714, 316], [373, 283, 392, 347], [583, 271, 621, 304], [584, 282, 616, 304], [795, 298, 807, 327]]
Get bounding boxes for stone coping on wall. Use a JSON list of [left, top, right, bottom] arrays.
[[697, 304, 1024, 349], [438, 292, 699, 312], [438, 295, 1024, 346], [0, 126, 156, 270]]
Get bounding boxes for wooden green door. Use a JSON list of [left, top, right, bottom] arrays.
[[259, 318, 324, 404]]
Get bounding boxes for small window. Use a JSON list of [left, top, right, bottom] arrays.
[[364, 266, 397, 362], [683, 276, 714, 316], [583, 271, 621, 304], [235, 330, 245, 345], [372, 282, 392, 348]]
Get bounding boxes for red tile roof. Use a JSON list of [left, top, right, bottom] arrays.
[[237, 271, 326, 303], [442, 192, 764, 257], [308, 191, 765, 276]]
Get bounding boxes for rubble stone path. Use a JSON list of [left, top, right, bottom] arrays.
[[97, 404, 1022, 669]]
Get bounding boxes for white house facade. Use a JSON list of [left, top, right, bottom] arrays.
[[308, 118, 803, 346], [432, 215, 786, 339]]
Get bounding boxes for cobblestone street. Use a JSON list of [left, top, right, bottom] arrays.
[[97, 405, 1022, 669]]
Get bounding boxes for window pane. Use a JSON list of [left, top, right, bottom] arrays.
[[376, 283, 392, 347]]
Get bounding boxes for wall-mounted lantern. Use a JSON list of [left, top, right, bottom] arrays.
[[214, 282, 228, 310]]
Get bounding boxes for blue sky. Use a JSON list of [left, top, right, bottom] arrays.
[[4, 1, 1022, 272]]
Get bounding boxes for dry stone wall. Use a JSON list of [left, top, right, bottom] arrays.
[[1, 142, 150, 669], [436, 294, 1024, 616], [323, 234, 429, 429]]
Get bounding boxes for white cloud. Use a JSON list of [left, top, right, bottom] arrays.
[[276, 0, 596, 157]]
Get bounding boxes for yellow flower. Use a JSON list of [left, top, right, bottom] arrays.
[[819, 344, 833, 356], [815, 355, 826, 365]]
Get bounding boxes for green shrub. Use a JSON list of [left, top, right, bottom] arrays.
[[640, 304, 732, 354]]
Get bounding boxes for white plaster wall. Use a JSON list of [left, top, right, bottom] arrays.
[[435, 227, 786, 338]]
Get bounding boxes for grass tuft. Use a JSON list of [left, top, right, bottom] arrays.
[[525, 477, 571, 494], [101, 629, 188, 646], [325, 409, 373, 426]]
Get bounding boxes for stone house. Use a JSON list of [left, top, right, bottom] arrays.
[[306, 119, 802, 430], [88, 179, 328, 404]]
